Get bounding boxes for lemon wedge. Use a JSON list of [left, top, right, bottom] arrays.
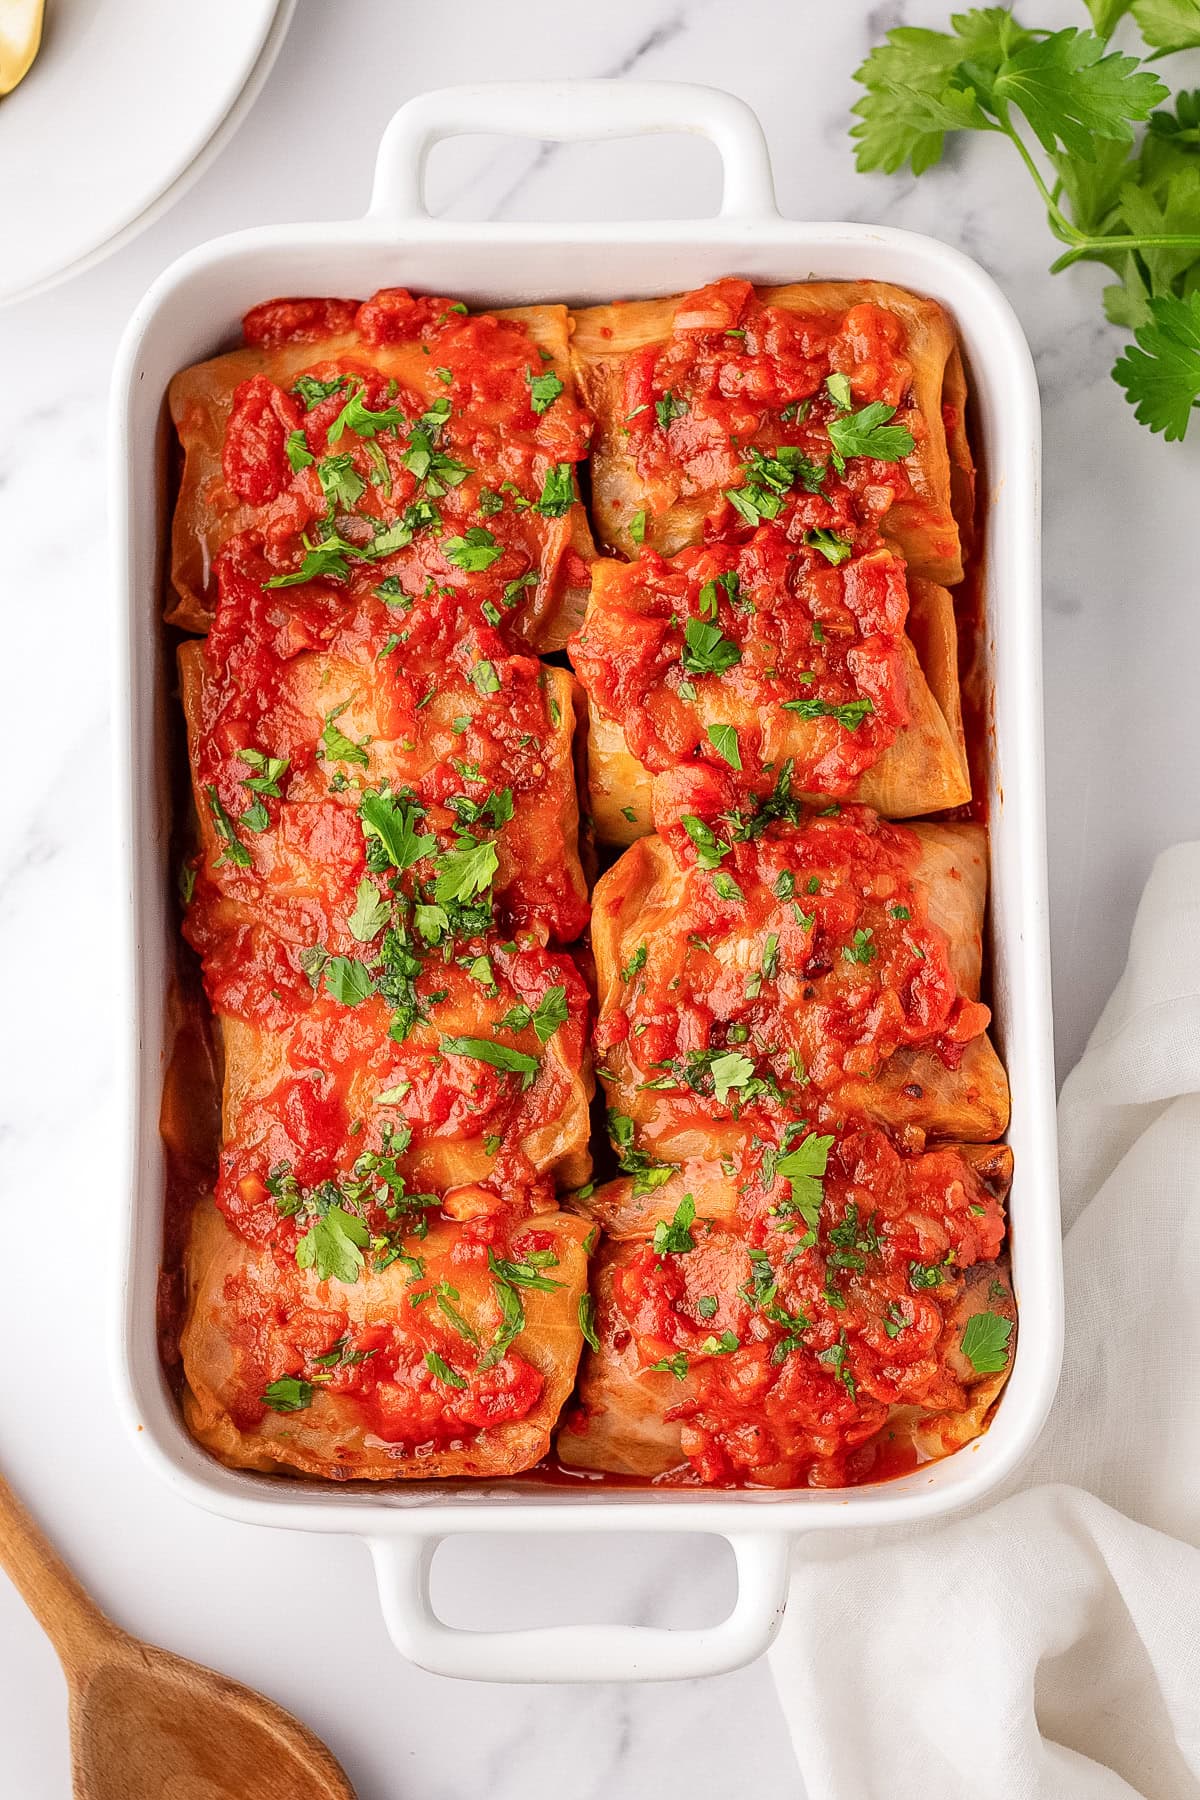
[[0, 0, 44, 97]]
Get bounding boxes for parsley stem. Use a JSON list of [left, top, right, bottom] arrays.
[[1049, 233, 1200, 273], [999, 115, 1077, 244]]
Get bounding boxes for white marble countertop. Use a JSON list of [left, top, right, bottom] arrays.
[[2, 0, 1197, 1793]]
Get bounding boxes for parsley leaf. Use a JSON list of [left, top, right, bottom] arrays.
[[782, 695, 875, 731], [261, 1377, 313, 1413], [348, 877, 390, 942], [324, 956, 376, 1006], [851, 15, 1191, 439], [433, 837, 498, 905], [286, 430, 313, 472], [205, 786, 252, 868], [578, 1293, 600, 1352], [296, 1204, 370, 1283], [992, 29, 1166, 164], [425, 1350, 467, 1389], [805, 527, 854, 565], [1113, 290, 1200, 437], [535, 462, 575, 516], [827, 401, 915, 463], [682, 618, 741, 677], [709, 1051, 756, 1105], [653, 1194, 697, 1255], [327, 384, 407, 442], [706, 723, 742, 769], [441, 1036, 539, 1089], [681, 814, 731, 870], [321, 707, 369, 768], [775, 1131, 833, 1236], [444, 526, 504, 571], [359, 791, 436, 871], [1133, 0, 1200, 52], [530, 984, 568, 1045], [960, 1308, 1014, 1373], [527, 368, 564, 413]]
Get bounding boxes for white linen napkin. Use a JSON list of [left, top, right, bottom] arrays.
[[769, 843, 1200, 1800]]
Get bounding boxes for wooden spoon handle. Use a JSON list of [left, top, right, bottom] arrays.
[[0, 1472, 115, 1674]]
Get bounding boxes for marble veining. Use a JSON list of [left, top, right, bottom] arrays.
[[1, 0, 1196, 1794]]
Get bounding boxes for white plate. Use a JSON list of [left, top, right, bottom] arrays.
[[0, 0, 290, 306]]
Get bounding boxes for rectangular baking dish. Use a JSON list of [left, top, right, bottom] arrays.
[[111, 80, 1063, 1683]]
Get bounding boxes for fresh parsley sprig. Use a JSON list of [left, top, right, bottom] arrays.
[[851, 5, 1200, 438]]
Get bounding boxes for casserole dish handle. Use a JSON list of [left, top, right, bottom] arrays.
[[368, 1530, 790, 1682], [369, 80, 779, 221]]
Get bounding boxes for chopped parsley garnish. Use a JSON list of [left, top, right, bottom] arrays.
[[805, 527, 854, 565], [782, 695, 875, 730], [621, 943, 648, 984], [237, 747, 289, 797], [320, 705, 370, 768], [843, 927, 877, 964], [317, 453, 365, 511], [772, 1131, 833, 1242], [652, 1193, 697, 1256], [535, 462, 575, 516], [359, 790, 436, 872], [327, 383, 407, 443], [293, 375, 347, 410], [348, 877, 390, 943], [817, 1332, 857, 1398], [961, 1310, 1013, 1373], [826, 401, 915, 465], [440, 1036, 539, 1089], [527, 368, 564, 413], [261, 1377, 313, 1413], [433, 837, 499, 905], [698, 1331, 739, 1356], [286, 430, 314, 472], [655, 390, 688, 428], [681, 617, 741, 676], [681, 814, 732, 870], [425, 1350, 467, 1390], [444, 526, 504, 571], [323, 956, 376, 1007], [725, 444, 824, 524], [649, 1351, 690, 1380], [712, 870, 745, 902], [469, 659, 501, 695], [205, 786, 252, 868], [298, 1204, 371, 1284], [706, 723, 742, 769], [609, 1110, 674, 1197], [629, 509, 647, 544], [578, 1293, 600, 1351], [487, 1249, 564, 1293]]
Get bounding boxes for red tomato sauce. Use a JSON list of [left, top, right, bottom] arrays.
[[570, 527, 911, 796], [221, 288, 592, 651], [598, 776, 989, 1125], [587, 1125, 1010, 1488], [618, 278, 932, 544]]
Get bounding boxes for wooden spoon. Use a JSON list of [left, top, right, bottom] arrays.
[[0, 1470, 358, 1799]]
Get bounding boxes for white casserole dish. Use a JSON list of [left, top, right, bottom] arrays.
[[112, 80, 1063, 1683]]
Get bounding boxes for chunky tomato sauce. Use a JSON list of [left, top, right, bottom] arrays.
[[165, 279, 1009, 1487], [596, 771, 989, 1127], [618, 278, 928, 540], [218, 288, 592, 650], [571, 528, 911, 796], [221, 1191, 563, 1453], [593, 1126, 1011, 1487]]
